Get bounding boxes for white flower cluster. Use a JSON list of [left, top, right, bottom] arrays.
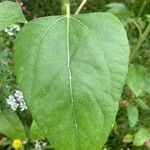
[[6, 90, 27, 111], [4, 24, 20, 36], [35, 141, 47, 150]]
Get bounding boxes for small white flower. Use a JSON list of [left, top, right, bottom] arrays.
[[34, 141, 47, 150], [11, 102, 19, 111], [12, 24, 20, 31], [8, 95, 15, 101], [14, 90, 24, 101], [9, 26, 14, 31], [6, 95, 19, 111], [6, 95, 15, 105], [16, 26, 20, 32], [42, 142, 47, 147], [4, 24, 20, 36], [14, 90, 23, 97], [22, 140, 27, 144], [35, 141, 42, 150], [4, 28, 9, 32], [7, 32, 13, 36], [6, 90, 27, 111], [20, 102, 28, 111]]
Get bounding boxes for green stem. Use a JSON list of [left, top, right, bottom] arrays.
[[75, 0, 87, 15], [137, 0, 147, 17], [130, 23, 150, 61], [128, 18, 142, 37], [61, 0, 70, 15]]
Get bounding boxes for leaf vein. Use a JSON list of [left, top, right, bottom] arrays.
[[67, 15, 79, 148], [32, 17, 65, 92]]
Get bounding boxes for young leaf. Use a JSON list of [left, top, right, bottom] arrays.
[[0, 1, 26, 31], [127, 65, 150, 97], [105, 2, 127, 14], [0, 109, 26, 139], [14, 12, 129, 149], [133, 128, 150, 146], [127, 104, 138, 128]]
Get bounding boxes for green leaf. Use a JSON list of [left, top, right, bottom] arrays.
[[145, 78, 150, 94], [14, 12, 129, 149], [127, 104, 138, 128], [0, 109, 26, 139], [127, 65, 150, 97], [0, 1, 26, 31], [105, 3, 127, 14], [135, 98, 149, 110], [133, 128, 150, 146], [145, 14, 150, 22], [30, 121, 44, 140]]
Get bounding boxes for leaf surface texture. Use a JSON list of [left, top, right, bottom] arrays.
[[14, 12, 129, 149]]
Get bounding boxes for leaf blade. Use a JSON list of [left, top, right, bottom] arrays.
[[127, 104, 139, 128], [14, 12, 129, 149], [133, 128, 150, 146]]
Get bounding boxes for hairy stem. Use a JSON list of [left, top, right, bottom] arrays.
[[61, 0, 70, 15], [75, 0, 87, 15], [130, 23, 150, 61]]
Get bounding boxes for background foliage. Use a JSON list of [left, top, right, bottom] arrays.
[[0, 0, 150, 149]]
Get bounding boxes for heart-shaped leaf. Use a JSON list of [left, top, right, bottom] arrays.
[[14, 12, 129, 149]]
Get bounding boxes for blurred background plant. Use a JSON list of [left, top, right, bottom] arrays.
[[0, 0, 150, 149]]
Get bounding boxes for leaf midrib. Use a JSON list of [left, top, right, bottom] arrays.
[[66, 14, 78, 149], [30, 15, 79, 148], [31, 15, 100, 148]]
